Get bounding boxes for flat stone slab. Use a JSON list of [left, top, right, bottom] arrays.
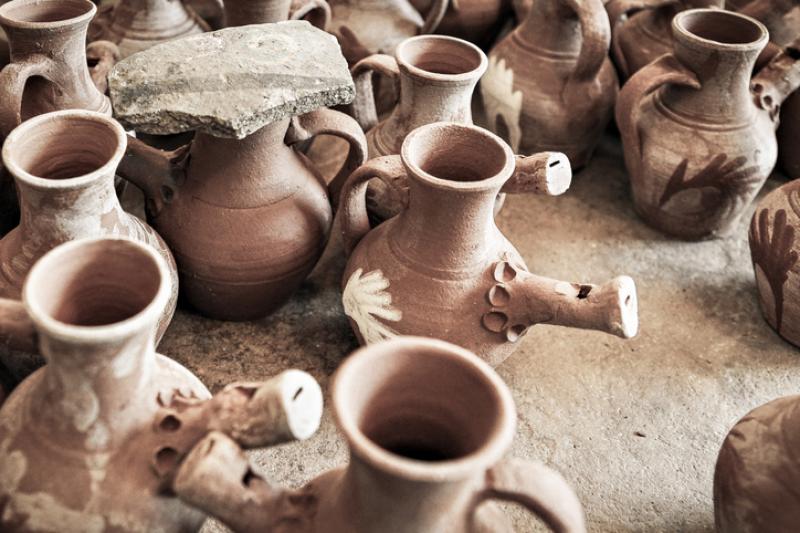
[[108, 21, 354, 138]]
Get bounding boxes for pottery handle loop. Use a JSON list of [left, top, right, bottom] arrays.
[[0, 56, 53, 139], [503, 152, 572, 196], [751, 38, 800, 125], [348, 54, 401, 132], [285, 108, 368, 208], [289, 0, 332, 30], [563, 0, 611, 81], [419, 0, 449, 34], [614, 53, 700, 178], [86, 40, 121, 95], [478, 458, 587, 533], [0, 298, 37, 353], [339, 154, 408, 256]]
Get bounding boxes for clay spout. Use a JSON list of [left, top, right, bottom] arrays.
[[116, 135, 188, 216], [502, 152, 572, 196], [752, 37, 800, 123], [483, 258, 639, 341], [0, 298, 36, 352]]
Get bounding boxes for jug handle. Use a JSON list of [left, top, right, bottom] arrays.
[[290, 0, 332, 30], [473, 457, 586, 533], [604, 0, 678, 78], [751, 38, 800, 126], [348, 54, 401, 132], [285, 107, 368, 209], [614, 53, 699, 179], [86, 40, 121, 95], [0, 298, 37, 353], [420, 0, 449, 34], [339, 154, 408, 256], [563, 0, 612, 82], [0, 56, 54, 139]]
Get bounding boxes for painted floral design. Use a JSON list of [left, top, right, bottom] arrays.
[[342, 268, 401, 344], [481, 56, 523, 152]]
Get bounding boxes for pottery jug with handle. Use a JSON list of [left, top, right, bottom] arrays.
[[224, 0, 331, 28], [615, 9, 800, 239], [337, 122, 638, 367], [0, 236, 324, 533], [172, 336, 588, 533], [408, 0, 512, 47], [480, 0, 617, 169]]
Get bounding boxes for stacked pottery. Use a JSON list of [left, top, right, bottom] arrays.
[[110, 23, 367, 321], [615, 9, 800, 239], [338, 122, 638, 367], [480, 0, 617, 169], [172, 337, 588, 533], [0, 237, 323, 532]]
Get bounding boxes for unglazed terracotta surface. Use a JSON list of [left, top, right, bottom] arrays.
[[173, 337, 587, 533], [337, 123, 638, 367], [0, 110, 177, 360], [409, 0, 512, 46], [714, 393, 800, 532], [0, 237, 324, 532], [480, 0, 617, 169], [616, 9, 800, 239], [224, 0, 331, 28]]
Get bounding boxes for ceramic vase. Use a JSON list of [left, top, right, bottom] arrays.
[[223, 0, 331, 28], [409, 0, 512, 46]]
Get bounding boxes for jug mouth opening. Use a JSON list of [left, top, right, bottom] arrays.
[[396, 35, 488, 82], [0, 0, 95, 29], [673, 9, 768, 51], [332, 337, 516, 482], [401, 123, 514, 191], [23, 238, 170, 344], [2, 110, 126, 190]]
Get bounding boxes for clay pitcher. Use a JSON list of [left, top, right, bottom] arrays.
[[408, 0, 513, 47], [337, 122, 638, 367], [172, 336, 588, 533], [0, 236, 324, 532], [224, 0, 331, 28], [480, 0, 617, 169], [615, 9, 800, 239], [0, 110, 178, 359], [605, 0, 722, 81]]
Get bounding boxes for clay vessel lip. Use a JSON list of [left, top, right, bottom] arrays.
[[332, 336, 516, 482], [400, 122, 515, 192], [395, 35, 488, 84], [1, 109, 126, 191], [23, 237, 171, 344], [0, 0, 96, 30], [672, 8, 768, 52]]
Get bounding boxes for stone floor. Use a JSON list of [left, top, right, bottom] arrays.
[[156, 134, 800, 532]]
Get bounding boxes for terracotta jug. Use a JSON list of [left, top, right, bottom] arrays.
[[172, 336, 588, 533], [605, 0, 722, 81], [0, 237, 324, 532], [408, 0, 512, 46], [615, 9, 800, 239], [89, 0, 216, 58], [337, 122, 638, 367], [480, 0, 617, 169], [224, 0, 331, 28], [714, 393, 800, 532]]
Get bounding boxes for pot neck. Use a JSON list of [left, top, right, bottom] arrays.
[[224, 0, 291, 25], [110, 0, 197, 37], [515, 0, 581, 58], [2, 15, 90, 66]]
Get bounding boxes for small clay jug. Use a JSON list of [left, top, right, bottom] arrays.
[[408, 0, 512, 47], [615, 9, 800, 239], [604, 0, 721, 81], [0, 110, 177, 355], [480, 0, 617, 169], [0, 237, 324, 532], [338, 123, 638, 367], [747, 179, 800, 346], [714, 393, 800, 532], [224, 0, 331, 28], [89, 0, 215, 58], [172, 336, 588, 533]]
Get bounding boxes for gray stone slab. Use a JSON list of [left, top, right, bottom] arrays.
[[108, 21, 354, 138]]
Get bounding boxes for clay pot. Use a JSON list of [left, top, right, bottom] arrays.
[[714, 393, 800, 532], [0, 110, 177, 351], [605, 0, 722, 81], [337, 122, 638, 367], [408, 0, 512, 47], [117, 109, 367, 321], [780, 89, 800, 178], [172, 336, 588, 533], [89, 0, 214, 59], [0, 236, 323, 532], [224, 0, 331, 28], [615, 9, 800, 239], [480, 0, 617, 169]]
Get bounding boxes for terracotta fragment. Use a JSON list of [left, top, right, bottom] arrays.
[[615, 9, 800, 239], [0, 237, 323, 532], [173, 336, 588, 533], [338, 122, 638, 367], [480, 0, 617, 169]]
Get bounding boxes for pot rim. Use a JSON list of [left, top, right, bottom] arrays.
[[2, 109, 126, 191], [332, 336, 517, 482], [395, 34, 488, 84], [0, 0, 96, 30], [23, 237, 171, 345], [400, 122, 515, 192], [672, 8, 769, 53]]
